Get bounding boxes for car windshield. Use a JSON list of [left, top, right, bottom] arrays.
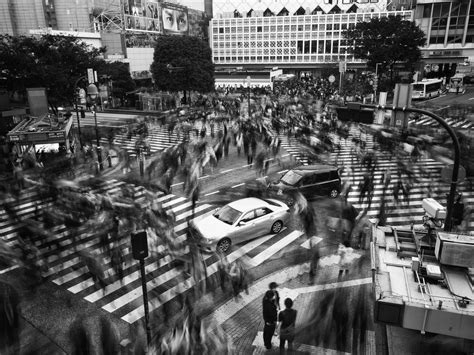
[[280, 170, 302, 186], [213, 205, 241, 225]]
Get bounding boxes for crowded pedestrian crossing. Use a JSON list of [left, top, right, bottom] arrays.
[[98, 121, 228, 158], [0, 179, 312, 324], [408, 115, 473, 130], [278, 127, 474, 232]]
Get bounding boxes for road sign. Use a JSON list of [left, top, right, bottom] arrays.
[[87, 68, 94, 84], [441, 164, 466, 183], [391, 83, 412, 129], [328, 75, 336, 83], [339, 61, 346, 73]]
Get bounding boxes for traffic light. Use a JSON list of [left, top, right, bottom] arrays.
[[373, 76, 378, 91], [452, 201, 464, 226], [131, 230, 149, 260]]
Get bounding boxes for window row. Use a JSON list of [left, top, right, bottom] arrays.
[[212, 32, 350, 42], [213, 55, 355, 62], [213, 39, 350, 48], [213, 22, 353, 33], [212, 11, 407, 26]]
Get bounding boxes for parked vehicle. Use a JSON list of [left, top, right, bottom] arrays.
[[265, 164, 342, 203], [190, 197, 290, 253], [411, 79, 443, 100]]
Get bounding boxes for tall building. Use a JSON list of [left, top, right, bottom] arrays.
[[414, 0, 474, 77], [210, 0, 413, 75], [0, 0, 207, 80], [0, 0, 112, 35]]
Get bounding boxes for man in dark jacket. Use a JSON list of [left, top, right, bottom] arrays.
[[262, 290, 278, 349], [278, 298, 297, 353]]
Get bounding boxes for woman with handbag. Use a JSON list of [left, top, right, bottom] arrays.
[[278, 298, 297, 354]]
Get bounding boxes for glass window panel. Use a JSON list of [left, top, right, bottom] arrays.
[[422, 4, 431, 18]]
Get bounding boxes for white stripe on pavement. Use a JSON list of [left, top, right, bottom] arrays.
[[246, 230, 304, 267]]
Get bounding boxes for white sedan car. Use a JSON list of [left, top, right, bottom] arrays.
[[190, 197, 290, 253]]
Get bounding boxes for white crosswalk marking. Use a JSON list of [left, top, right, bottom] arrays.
[[95, 122, 228, 158], [0, 179, 305, 324], [279, 126, 474, 231]]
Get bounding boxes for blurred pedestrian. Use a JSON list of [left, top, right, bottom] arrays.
[[236, 131, 243, 156], [309, 244, 320, 284], [262, 290, 278, 350], [111, 244, 125, 284], [338, 242, 351, 280], [224, 134, 231, 158], [229, 261, 242, 298], [69, 315, 91, 355], [278, 298, 297, 354], [99, 315, 120, 354], [0, 281, 20, 354], [217, 256, 230, 293]]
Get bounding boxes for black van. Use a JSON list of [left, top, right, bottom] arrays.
[[268, 164, 342, 200]]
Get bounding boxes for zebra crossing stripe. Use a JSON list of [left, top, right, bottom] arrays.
[[121, 232, 277, 324]]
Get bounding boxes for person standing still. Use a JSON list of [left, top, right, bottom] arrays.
[[262, 290, 278, 349], [269, 282, 281, 311], [278, 298, 297, 354]]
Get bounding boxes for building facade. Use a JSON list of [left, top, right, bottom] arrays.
[[209, 10, 413, 73], [414, 0, 474, 77], [210, 0, 474, 79]]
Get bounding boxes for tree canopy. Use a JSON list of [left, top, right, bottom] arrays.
[[344, 15, 426, 70], [100, 61, 136, 103], [0, 34, 109, 114], [150, 35, 214, 95]]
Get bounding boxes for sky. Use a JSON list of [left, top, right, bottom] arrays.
[[178, 0, 204, 11]]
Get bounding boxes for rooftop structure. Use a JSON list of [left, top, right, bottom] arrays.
[[7, 115, 74, 151], [372, 226, 474, 340]]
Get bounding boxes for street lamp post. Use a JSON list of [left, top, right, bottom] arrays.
[[87, 83, 103, 171], [374, 62, 382, 102], [73, 76, 86, 149], [246, 75, 251, 119]]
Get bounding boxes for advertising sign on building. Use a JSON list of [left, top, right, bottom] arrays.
[[124, 0, 161, 32], [27, 88, 48, 117], [161, 2, 189, 35], [123, 0, 189, 36]]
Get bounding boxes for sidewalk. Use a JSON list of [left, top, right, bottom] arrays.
[[202, 261, 375, 355]]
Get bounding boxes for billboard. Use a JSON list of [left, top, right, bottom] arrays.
[[124, 0, 160, 32], [161, 3, 189, 35], [123, 0, 189, 35]]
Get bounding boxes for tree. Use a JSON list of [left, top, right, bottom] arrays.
[[100, 61, 136, 106], [0, 34, 106, 114], [344, 15, 426, 75], [150, 35, 214, 103]]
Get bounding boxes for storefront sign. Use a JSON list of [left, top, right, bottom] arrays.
[[47, 132, 65, 139]]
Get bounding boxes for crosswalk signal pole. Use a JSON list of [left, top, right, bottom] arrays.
[[131, 231, 151, 344], [139, 148, 144, 178]]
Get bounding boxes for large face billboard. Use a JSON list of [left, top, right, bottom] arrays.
[[123, 0, 188, 35], [124, 0, 160, 32], [161, 3, 189, 35]]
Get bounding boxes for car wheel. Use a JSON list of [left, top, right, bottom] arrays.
[[216, 238, 231, 253], [271, 221, 283, 234], [329, 189, 339, 198]]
